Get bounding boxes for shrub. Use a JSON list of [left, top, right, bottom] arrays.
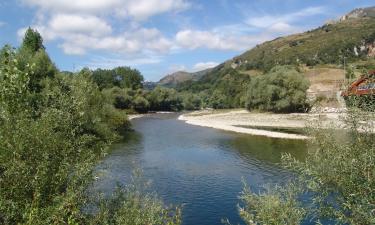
[[239, 100, 375, 225]]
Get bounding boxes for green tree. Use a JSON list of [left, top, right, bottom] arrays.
[[92, 67, 144, 90], [147, 86, 182, 111], [115, 67, 144, 90], [21, 27, 45, 53], [246, 66, 310, 113], [132, 96, 150, 113]]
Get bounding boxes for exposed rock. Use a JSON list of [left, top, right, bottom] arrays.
[[340, 6, 375, 21]]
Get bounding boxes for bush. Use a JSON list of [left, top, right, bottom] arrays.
[[246, 66, 310, 113], [239, 100, 375, 225]]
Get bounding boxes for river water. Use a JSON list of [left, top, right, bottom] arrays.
[[95, 113, 308, 225]]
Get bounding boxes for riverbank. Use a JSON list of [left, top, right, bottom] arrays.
[[178, 109, 346, 140], [128, 114, 144, 121]]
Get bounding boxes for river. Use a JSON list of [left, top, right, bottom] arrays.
[[94, 113, 308, 225]]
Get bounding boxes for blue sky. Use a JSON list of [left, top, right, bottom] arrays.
[[0, 0, 374, 81]]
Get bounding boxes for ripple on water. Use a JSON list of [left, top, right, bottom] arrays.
[[93, 114, 308, 225]]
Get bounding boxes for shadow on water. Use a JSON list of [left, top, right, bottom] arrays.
[[230, 134, 308, 164], [92, 113, 310, 225]]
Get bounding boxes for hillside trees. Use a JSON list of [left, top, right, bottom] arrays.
[[177, 67, 250, 109]]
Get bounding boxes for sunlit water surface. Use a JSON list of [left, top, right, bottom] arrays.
[[94, 113, 308, 225]]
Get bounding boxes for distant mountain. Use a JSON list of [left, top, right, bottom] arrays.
[[157, 68, 213, 87]]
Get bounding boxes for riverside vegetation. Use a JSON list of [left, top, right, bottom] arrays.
[[0, 28, 181, 225], [1, 11, 375, 225], [238, 100, 375, 225]]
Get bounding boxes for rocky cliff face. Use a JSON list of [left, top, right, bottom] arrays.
[[340, 6, 375, 21]]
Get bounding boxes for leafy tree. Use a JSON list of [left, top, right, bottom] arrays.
[[246, 66, 310, 113], [147, 86, 183, 111], [92, 67, 144, 90], [115, 67, 144, 90], [181, 92, 201, 110], [132, 96, 150, 113], [21, 27, 45, 53]]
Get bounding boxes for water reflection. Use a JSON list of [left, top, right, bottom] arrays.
[[94, 113, 308, 225]]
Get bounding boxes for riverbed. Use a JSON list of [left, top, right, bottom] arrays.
[[94, 113, 308, 225]]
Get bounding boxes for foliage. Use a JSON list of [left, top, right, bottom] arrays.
[[246, 66, 310, 113], [146, 86, 183, 111], [89, 171, 181, 225], [345, 64, 355, 79], [92, 67, 144, 90], [180, 92, 202, 110], [21, 27, 45, 53], [132, 96, 150, 113], [239, 184, 305, 225], [177, 67, 250, 109], [0, 30, 180, 225], [239, 100, 375, 224]]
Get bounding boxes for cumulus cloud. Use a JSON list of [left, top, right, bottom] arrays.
[[85, 55, 162, 69], [175, 29, 270, 51], [168, 64, 187, 73], [246, 6, 325, 28], [18, 13, 173, 55], [116, 0, 190, 21], [18, 0, 186, 58], [22, 0, 190, 21], [193, 62, 219, 71], [49, 14, 112, 37]]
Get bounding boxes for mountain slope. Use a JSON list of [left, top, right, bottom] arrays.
[[176, 7, 375, 109], [228, 17, 375, 72], [180, 7, 375, 87], [158, 68, 213, 87]]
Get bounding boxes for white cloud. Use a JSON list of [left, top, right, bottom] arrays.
[[175, 29, 270, 51], [18, 0, 184, 61], [245, 6, 325, 28], [193, 62, 219, 71], [49, 14, 112, 37], [168, 64, 187, 72], [268, 22, 298, 33], [116, 0, 190, 21], [85, 55, 162, 69], [18, 20, 173, 55], [22, 0, 119, 14], [0, 21, 5, 27], [22, 0, 190, 21]]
